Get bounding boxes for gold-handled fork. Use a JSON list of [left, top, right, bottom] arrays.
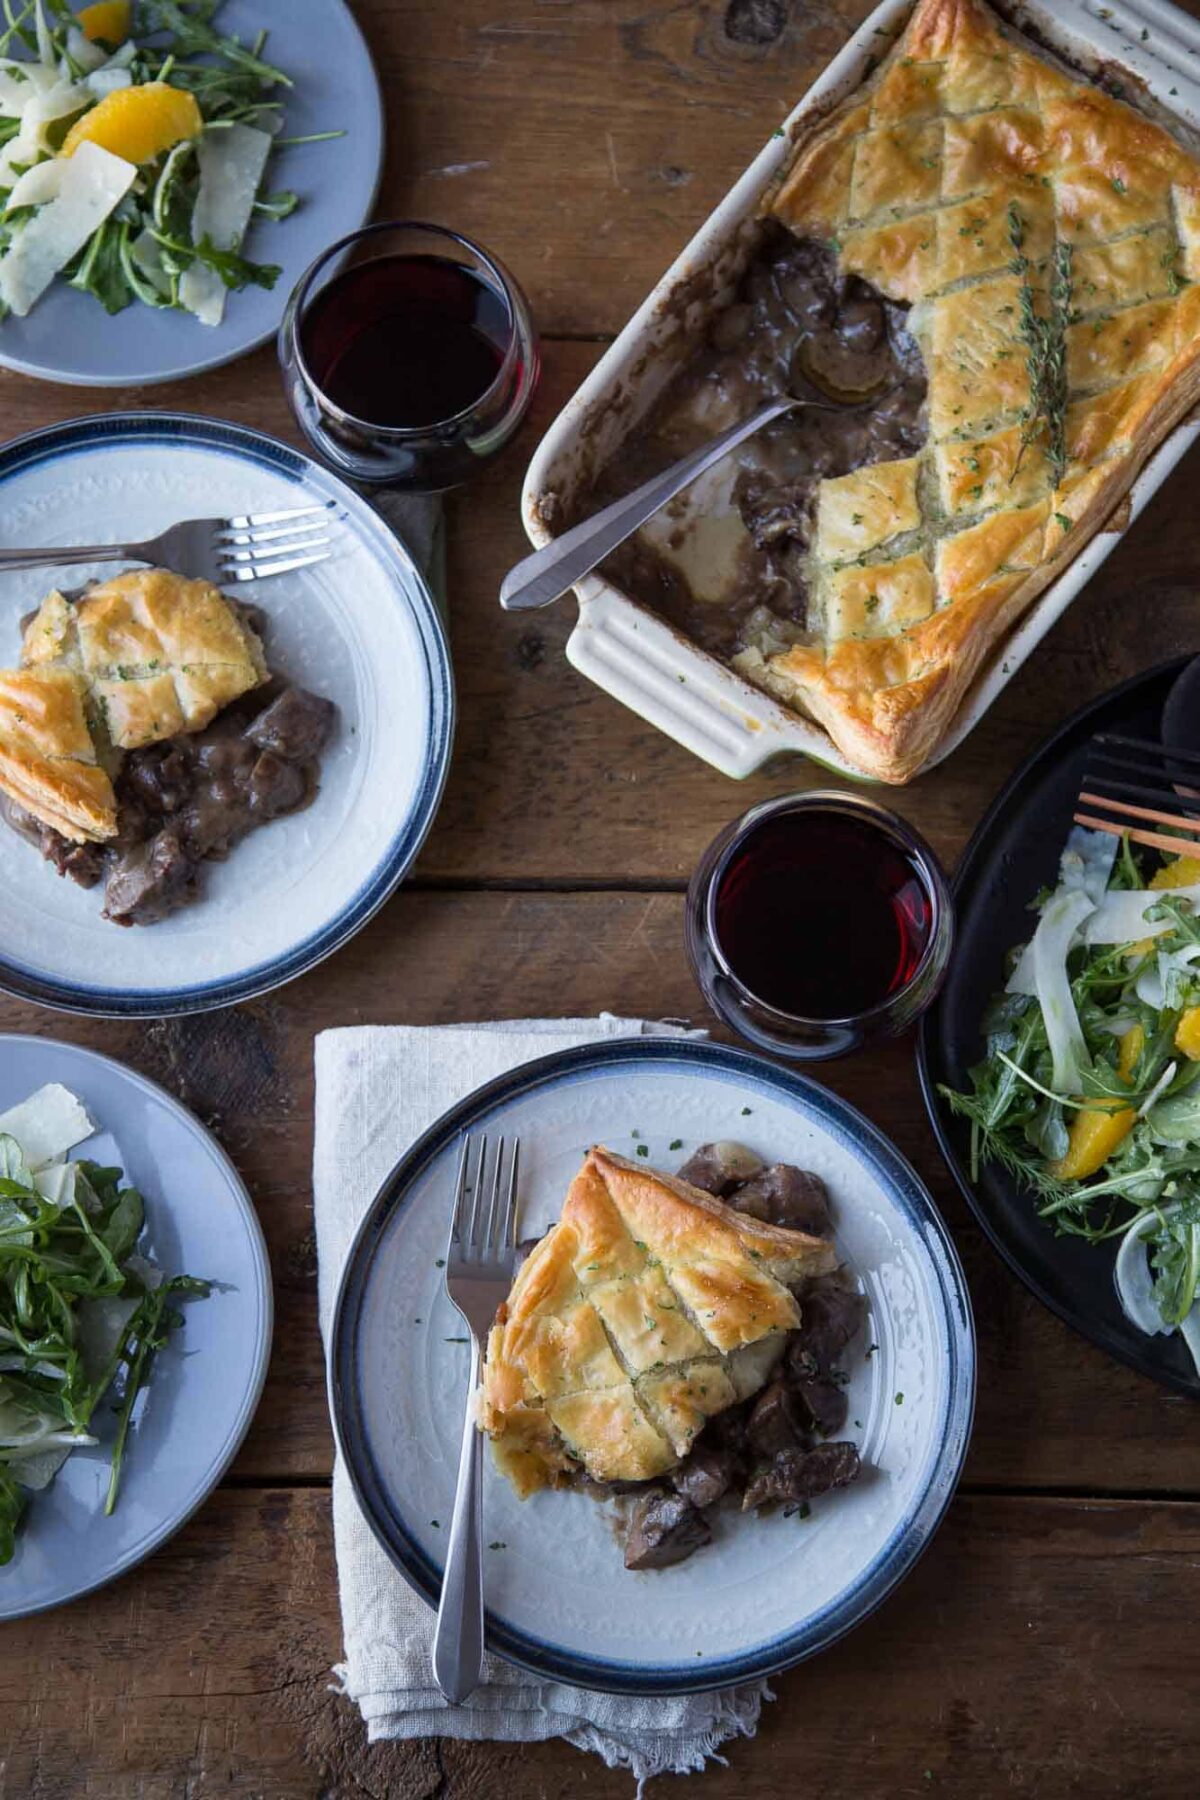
[[433, 1133, 520, 1705], [1074, 731, 1200, 859]]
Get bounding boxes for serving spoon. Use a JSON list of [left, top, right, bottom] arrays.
[[498, 352, 895, 614]]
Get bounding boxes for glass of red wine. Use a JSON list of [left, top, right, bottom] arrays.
[[279, 220, 539, 492], [685, 792, 954, 1060]]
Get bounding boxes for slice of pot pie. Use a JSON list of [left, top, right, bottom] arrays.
[[478, 1145, 840, 1499], [0, 665, 117, 843], [21, 567, 268, 751], [0, 568, 268, 846], [737, 0, 1200, 780]]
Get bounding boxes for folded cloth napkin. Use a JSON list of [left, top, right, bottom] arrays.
[[313, 1017, 772, 1790]]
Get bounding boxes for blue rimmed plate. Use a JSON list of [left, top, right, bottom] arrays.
[[0, 1033, 272, 1620], [0, 412, 453, 1017], [0, 0, 383, 388], [330, 1038, 975, 1694]]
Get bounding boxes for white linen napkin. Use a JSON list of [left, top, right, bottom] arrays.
[[313, 1017, 772, 1790]]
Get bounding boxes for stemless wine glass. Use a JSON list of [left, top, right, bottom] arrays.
[[685, 791, 954, 1061], [279, 220, 539, 492]]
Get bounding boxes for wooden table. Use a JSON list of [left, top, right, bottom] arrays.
[[4, 2, 1200, 1794]]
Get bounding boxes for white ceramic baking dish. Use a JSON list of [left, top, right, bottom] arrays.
[[520, 0, 1200, 782]]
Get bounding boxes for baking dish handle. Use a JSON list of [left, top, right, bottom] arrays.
[[565, 583, 856, 782]]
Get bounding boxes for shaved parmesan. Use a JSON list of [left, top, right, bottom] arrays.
[[86, 64, 132, 99], [65, 25, 109, 74], [0, 1083, 93, 1170], [1082, 884, 1200, 946], [178, 121, 271, 326], [33, 1160, 80, 1208], [7, 156, 65, 210], [0, 139, 135, 315]]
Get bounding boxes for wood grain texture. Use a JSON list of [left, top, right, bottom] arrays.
[[2, 891, 1195, 1494], [4, 1486, 1200, 1799]]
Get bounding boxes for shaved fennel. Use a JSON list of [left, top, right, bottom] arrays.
[[942, 830, 1200, 1376]]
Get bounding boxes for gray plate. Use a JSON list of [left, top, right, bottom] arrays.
[[0, 1034, 272, 1620], [0, 0, 383, 387]]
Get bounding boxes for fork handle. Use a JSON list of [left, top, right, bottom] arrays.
[[0, 543, 149, 572], [498, 395, 798, 612], [433, 1335, 486, 1705]]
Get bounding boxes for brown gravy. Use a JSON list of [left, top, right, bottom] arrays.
[[589, 223, 927, 662], [2, 680, 336, 927]]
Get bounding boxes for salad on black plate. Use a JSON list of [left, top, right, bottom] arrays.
[[943, 826, 1200, 1375]]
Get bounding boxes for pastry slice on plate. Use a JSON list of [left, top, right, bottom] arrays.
[[21, 567, 268, 750], [479, 1144, 865, 1566], [0, 665, 117, 843]]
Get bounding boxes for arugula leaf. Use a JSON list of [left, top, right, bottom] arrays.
[[0, 1468, 25, 1564], [66, 218, 134, 314], [0, 1129, 206, 1557], [134, 0, 292, 87]]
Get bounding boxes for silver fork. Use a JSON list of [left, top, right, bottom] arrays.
[[0, 503, 338, 585], [433, 1133, 520, 1705]]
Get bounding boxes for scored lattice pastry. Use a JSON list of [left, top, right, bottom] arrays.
[[479, 1146, 836, 1496], [0, 569, 267, 844], [733, 0, 1200, 781]]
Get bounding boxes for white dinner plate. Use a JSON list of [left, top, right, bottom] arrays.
[[330, 1039, 976, 1693], [0, 412, 453, 1017], [0, 0, 383, 387], [0, 1034, 271, 1620]]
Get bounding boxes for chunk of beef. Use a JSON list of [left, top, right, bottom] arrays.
[[706, 1399, 752, 1456], [676, 1141, 763, 1197], [246, 686, 336, 761], [731, 1164, 832, 1235], [248, 750, 307, 817], [123, 745, 192, 816], [671, 1442, 737, 1510], [790, 1375, 848, 1438], [103, 829, 196, 926], [624, 1490, 712, 1570], [745, 1381, 809, 1460], [794, 1277, 866, 1370], [742, 1442, 861, 1511]]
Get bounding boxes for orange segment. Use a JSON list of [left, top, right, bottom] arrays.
[[1152, 855, 1200, 891], [1052, 1024, 1144, 1181], [77, 0, 131, 44], [62, 83, 202, 165]]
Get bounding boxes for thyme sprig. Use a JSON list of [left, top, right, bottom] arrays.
[[1007, 203, 1072, 486]]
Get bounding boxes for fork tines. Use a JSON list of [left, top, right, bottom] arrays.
[[218, 502, 339, 583], [1074, 731, 1200, 861], [448, 1134, 521, 1265]]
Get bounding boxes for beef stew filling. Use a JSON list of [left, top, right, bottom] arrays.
[[621, 1141, 865, 1571], [1, 674, 336, 927], [588, 221, 927, 664]]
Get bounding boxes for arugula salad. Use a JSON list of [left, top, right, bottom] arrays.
[[0, 1081, 208, 1565], [943, 828, 1200, 1375], [0, 0, 331, 324]]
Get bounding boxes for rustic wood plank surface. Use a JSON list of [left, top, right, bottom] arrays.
[[2, 0, 1199, 1795]]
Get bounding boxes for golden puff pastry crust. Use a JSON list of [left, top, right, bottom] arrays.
[[21, 568, 267, 751], [744, 0, 1200, 782], [0, 666, 117, 843], [479, 1146, 837, 1497]]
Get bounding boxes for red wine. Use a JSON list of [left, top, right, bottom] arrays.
[[300, 254, 511, 429], [713, 810, 932, 1019]]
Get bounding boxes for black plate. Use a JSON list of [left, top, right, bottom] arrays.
[[917, 656, 1200, 1397]]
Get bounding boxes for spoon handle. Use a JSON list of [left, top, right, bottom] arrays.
[[499, 395, 798, 613]]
